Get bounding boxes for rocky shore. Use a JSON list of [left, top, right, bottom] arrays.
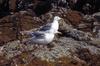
[[0, 0, 100, 66]]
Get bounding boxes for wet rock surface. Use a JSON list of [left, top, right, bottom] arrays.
[[0, 0, 100, 66]]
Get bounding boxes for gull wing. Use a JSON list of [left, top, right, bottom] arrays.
[[31, 32, 45, 39], [39, 23, 52, 31]]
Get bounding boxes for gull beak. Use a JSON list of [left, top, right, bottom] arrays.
[[56, 31, 62, 34]]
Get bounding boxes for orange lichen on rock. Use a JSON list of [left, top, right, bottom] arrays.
[[66, 11, 83, 26], [23, 57, 88, 66]]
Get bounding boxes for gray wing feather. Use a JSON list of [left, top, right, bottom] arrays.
[[39, 23, 52, 31], [31, 32, 45, 39]]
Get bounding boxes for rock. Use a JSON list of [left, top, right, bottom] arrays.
[[0, 35, 100, 66], [73, 0, 100, 14], [0, 0, 10, 18], [0, 56, 10, 66], [76, 48, 100, 66], [0, 0, 100, 66], [34, 0, 52, 16], [64, 11, 83, 27], [9, 0, 16, 12], [96, 30, 100, 38], [78, 23, 88, 29], [83, 15, 94, 22], [59, 19, 92, 41], [93, 12, 100, 22], [93, 22, 100, 33], [89, 38, 100, 48]]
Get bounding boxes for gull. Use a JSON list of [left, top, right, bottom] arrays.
[[21, 16, 62, 44]]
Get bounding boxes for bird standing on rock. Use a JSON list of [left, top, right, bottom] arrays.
[[21, 16, 62, 44]]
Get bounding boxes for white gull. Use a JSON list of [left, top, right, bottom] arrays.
[[21, 16, 61, 44]]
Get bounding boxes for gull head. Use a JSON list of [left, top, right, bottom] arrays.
[[54, 16, 61, 21]]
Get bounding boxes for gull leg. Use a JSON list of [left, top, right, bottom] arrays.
[[47, 43, 55, 49]]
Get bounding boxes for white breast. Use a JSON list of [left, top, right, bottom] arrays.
[[44, 33, 54, 44], [51, 20, 59, 32]]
